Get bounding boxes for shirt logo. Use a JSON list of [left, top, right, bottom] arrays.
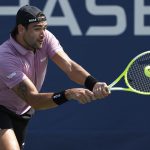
[[40, 57, 47, 62], [7, 72, 16, 79]]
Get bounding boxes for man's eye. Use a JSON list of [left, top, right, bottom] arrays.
[[34, 28, 40, 31]]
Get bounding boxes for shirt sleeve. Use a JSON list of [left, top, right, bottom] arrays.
[[0, 54, 27, 88], [44, 30, 64, 58]]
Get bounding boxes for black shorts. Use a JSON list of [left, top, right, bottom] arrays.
[[0, 105, 34, 149]]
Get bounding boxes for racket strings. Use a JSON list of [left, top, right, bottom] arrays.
[[127, 53, 150, 93]]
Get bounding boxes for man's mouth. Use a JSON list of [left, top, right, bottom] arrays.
[[38, 40, 43, 44]]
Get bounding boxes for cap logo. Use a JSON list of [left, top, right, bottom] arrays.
[[29, 18, 37, 23]]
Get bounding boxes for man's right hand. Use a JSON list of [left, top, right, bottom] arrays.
[[65, 88, 107, 104]]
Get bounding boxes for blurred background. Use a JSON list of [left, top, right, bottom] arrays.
[[0, 0, 150, 150]]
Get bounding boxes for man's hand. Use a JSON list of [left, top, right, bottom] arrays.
[[92, 82, 110, 99], [65, 85, 109, 104], [65, 88, 96, 104]]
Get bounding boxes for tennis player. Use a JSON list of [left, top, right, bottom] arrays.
[[0, 5, 109, 150]]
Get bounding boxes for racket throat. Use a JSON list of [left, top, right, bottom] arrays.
[[110, 87, 132, 92]]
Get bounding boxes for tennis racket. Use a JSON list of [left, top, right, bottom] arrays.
[[109, 51, 150, 95]]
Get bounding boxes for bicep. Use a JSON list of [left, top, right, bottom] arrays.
[[12, 77, 38, 104]]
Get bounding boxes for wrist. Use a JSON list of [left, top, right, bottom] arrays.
[[84, 75, 98, 91], [52, 90, 68, 105], [64, 89, 72, 100]]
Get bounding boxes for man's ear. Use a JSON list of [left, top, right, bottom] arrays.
[[18, 24, 25, 34]]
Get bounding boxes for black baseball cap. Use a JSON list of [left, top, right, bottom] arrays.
[[16, 5, 46, 25]]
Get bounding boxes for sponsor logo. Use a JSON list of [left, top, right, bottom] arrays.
[[40, 57, 47, 62], [7, 72, 16, 79], [29, 18, 37, 22], [53, 94, 61, 99]]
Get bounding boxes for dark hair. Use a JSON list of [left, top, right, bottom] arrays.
[[11, 24, 28, 38]]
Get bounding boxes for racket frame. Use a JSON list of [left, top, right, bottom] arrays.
[[109, 51, 150, 95]]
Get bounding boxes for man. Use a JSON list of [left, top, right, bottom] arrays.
[[0, 5, 109, 150]]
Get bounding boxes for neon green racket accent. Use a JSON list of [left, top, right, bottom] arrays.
[[109, 51, 150, 95]]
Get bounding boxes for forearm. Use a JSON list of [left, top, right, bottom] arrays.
[[12, 79, 68, 110], [25, 92, 57, 110], [67, 61, 99, 91], [14, 88, 94, 110], [51, 51, 91, 85], [67, 61, 90, 85], [12, 77, 109, 111]]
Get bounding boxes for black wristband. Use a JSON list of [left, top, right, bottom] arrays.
[[84, 75, 98, 91], [52, 90, 68, 105]]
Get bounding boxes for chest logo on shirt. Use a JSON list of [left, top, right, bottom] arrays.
[[40, 57, 47, 62], [7, 72, 16, 79]]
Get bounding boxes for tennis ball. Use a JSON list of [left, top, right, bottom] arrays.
[[144, 66, 150, 77]]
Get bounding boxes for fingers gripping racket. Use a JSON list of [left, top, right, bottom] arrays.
[[109, 51, 150, 95]]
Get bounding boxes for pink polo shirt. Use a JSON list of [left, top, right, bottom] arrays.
[[0, 30, 63, 115]]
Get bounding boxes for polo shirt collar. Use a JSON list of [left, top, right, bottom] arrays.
[[10, 35, 32, 55]]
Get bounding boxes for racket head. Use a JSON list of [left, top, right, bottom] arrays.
[[124, 51, 150, 95]]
